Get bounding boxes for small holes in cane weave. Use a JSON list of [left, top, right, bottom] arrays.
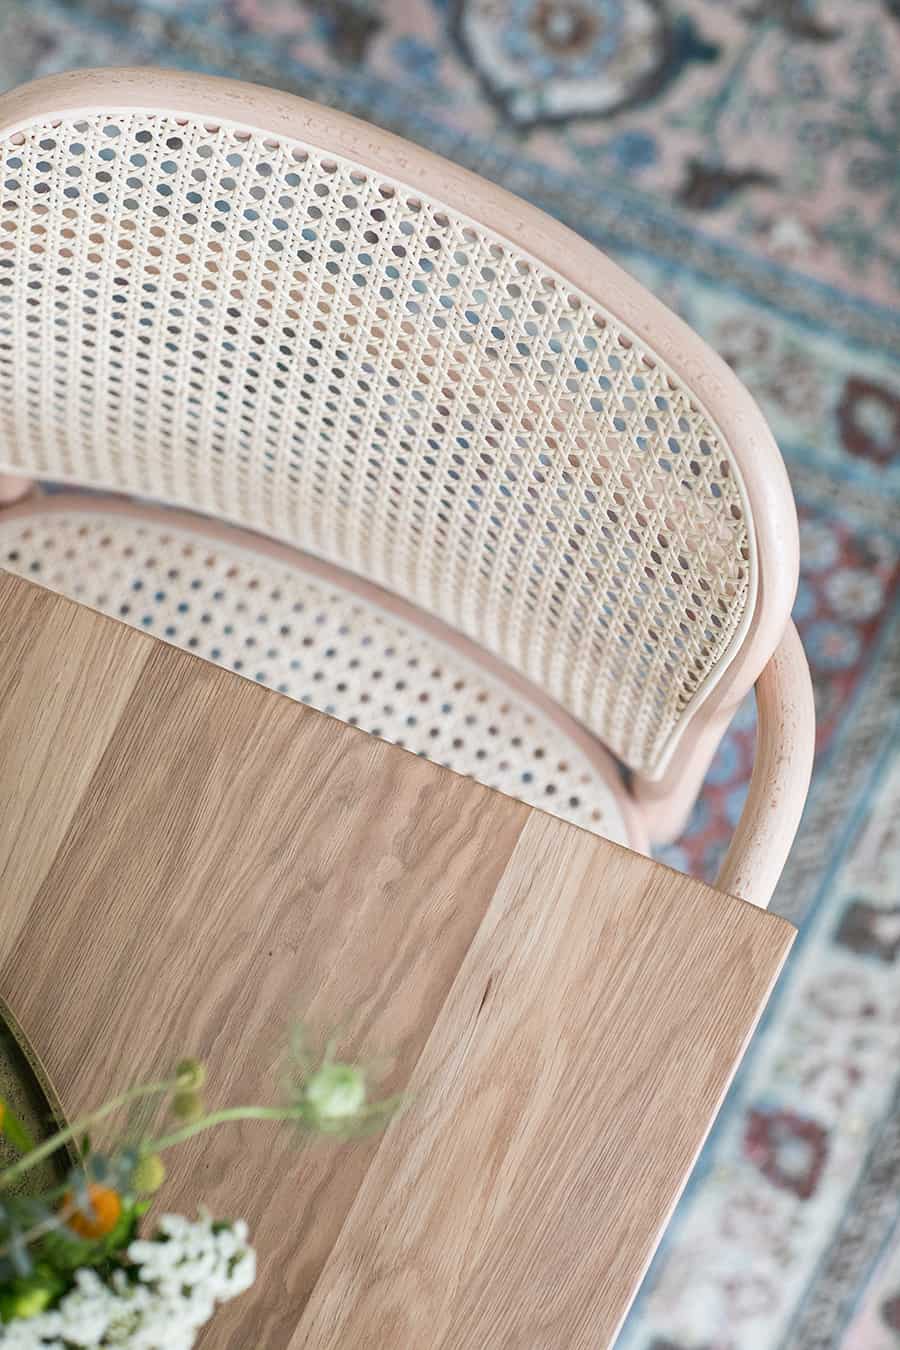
[[0, 509, 629, 843], [0, 110, 753, 775]]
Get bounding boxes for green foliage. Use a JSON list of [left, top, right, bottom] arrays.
[[0, 1265, 65, 1323], [40, 1196, 142, 1274], [0, 1101, 34, 1155], [0, 1023, 402, 1323]]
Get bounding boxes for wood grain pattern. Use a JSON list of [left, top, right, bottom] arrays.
[[0, 572, 151, 963], [0, 571, 795, 1348], [295, 814, 793, 1349]]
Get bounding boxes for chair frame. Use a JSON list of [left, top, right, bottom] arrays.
[[0, 69, 815, 907]]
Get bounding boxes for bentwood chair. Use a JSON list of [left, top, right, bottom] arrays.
[[0, 70, 814, 908]]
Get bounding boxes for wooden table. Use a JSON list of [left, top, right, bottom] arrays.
[[0, 569, 794, 1348]]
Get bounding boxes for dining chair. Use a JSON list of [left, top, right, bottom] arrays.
[[0, 68, 814, 908]]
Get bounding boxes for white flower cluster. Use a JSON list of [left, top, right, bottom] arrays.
[[0, 1214, 255, 1349]]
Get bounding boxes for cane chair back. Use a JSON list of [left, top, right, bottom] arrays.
[[0, 70, 798, 784]]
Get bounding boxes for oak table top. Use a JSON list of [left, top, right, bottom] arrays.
[[0, 569, 795, 1348]]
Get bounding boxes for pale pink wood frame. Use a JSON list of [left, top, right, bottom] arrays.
[[0, 69, 814, 907]]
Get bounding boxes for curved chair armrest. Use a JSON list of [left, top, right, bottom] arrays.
[[0, 474, 33, 506], [715, 622, 815, 910]]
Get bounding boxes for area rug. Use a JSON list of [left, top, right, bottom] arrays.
[[1, 1, 898, 1345]]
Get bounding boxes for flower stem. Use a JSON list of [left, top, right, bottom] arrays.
[[146, 1094, 403, 1155], [0, 1079, 180, 1188], [146, 1105, 304, 1155], [0, 1197, 78, 1262]]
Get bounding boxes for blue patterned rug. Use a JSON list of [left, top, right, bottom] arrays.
[[2, 2, 899, 1345]]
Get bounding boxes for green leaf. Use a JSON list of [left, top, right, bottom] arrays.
[[0, 1268, 66, 1323], [38, 1225, 91, 1274], [101, 1199, 142, 1255], [0, 1102, 35, 1155]]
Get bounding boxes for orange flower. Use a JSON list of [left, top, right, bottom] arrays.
[[64, 1183, 122, 1240]]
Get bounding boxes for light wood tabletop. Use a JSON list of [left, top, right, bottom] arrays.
[[0, 569, 795, 1348]]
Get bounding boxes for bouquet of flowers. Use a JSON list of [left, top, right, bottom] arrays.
[[0, 1029, 398, 1347]]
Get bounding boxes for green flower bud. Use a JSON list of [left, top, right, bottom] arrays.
[[171, 1090, 204, 1123], [174, 1058, 206, 1091], [132, 1153, 166, 1194], [304, 1064, 366, 1123]]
